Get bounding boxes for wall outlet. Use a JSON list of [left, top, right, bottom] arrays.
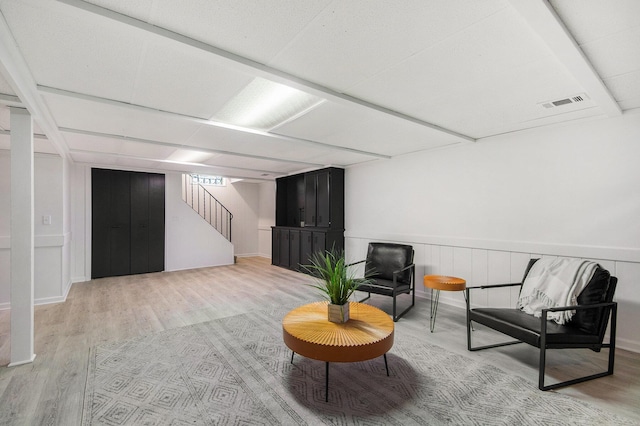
[[43, 215, 52, 225]]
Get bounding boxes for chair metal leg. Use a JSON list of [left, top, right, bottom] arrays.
[[290, 351, 294, 364]]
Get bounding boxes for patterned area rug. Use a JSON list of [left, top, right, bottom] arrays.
[[82, 307, 634, 425]]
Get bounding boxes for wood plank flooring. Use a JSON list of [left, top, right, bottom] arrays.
[[0, 257, 638, 424]]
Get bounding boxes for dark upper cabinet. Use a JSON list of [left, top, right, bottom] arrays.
[[273, 167, 344, 272], [305, 170, 333, 227]]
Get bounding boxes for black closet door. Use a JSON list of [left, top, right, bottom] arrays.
[[92, 169, 164, 279], [147, 173, 165, 273], [92, 169, 131, 278], [130, 172, 149, 275]]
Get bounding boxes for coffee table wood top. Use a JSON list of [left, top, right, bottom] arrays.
[[282, 301, 394, 363]]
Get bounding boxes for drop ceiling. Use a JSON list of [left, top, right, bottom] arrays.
[[0, 0, 638, 181]]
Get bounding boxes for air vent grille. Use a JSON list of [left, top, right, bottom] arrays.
[[540, 93, 590, 109]]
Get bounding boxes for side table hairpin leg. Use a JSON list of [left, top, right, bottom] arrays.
[[429, 288, 440, 333]]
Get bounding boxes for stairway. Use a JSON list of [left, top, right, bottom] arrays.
[[181, 173, 233, 242]]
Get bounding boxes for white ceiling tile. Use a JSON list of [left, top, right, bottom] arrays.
[[147, 0, 333, 64], [63, 132, 123, 153], [272, 0, 508, 91], [0, 106, 9, 131], [185, 125, 335, 164], [42, 93, 202, 143], [131, 39, 254, 118], [274, 101, 371, 142], [604, 71, 640, 108], [0, 73, 16, 96], [202, 154, 301, 176], [1, 0, 146, 101], [83, 0, 155, 21], [348, 7, 556, 117], [33, 138, 58, 154], [549, 0, 640, 45], [580, 27, 640, 78]]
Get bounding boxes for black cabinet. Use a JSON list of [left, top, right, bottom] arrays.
[[92, 168, 165, 279], [272, 167, 344, 272], [304, 169, 343, 228]]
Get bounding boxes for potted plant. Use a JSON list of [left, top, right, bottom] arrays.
[[303, 248, 368, 323]]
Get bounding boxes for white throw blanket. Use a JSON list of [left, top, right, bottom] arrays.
[[516, 258, 598, 324]]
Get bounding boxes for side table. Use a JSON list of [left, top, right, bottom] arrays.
[[423, 275, 466, 332]]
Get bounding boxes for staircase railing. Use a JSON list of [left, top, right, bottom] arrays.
[[182, 173, 233, 242]]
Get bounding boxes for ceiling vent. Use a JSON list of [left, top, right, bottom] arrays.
[[540, 93, 590, 109]]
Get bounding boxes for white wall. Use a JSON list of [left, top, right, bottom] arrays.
[[0, 151, 72, 308], [345, 112, 640, 352], [165, 172, 233, 270]]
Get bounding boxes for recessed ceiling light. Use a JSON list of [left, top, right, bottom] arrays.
[[212, 77, 325, 131]]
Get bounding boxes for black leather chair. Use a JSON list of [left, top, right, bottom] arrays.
[[351, 243, 415, 322], [466, 258, 617, 390]]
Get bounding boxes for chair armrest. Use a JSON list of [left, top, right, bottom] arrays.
[[466, 282, 523, 291], [393, 262, 415, 275], [465, 282, 522, 311], [543, 301, 617, 313], [393, 263, 415, 286]]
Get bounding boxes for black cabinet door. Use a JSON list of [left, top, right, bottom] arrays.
[[278, 229, 290, 268], [312, 231, 326, 256], [289, 229, 300, 271], [316, 171, 330, 227], [304, 174, 317, 226], [272, 228, 281, 266], [300, 230, 312, 267]]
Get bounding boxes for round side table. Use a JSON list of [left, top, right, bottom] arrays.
[[423, 275, 466, 332]]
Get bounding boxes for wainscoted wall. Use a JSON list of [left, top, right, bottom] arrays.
[[0, 152, 72, 309], [344, 113, 640, 353]]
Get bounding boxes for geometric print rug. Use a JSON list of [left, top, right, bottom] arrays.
[[82, 307, 635, 425]]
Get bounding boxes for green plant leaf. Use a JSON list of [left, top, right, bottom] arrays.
[[301, 248, 370, 305]]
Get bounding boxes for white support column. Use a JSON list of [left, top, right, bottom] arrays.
[[8, 107, 36, 366]]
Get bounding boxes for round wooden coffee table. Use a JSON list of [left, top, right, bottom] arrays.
[[282, 301, 394, 401], [423, 275, 467, 332]]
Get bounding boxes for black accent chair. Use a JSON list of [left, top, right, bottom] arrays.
[[466, 258, 617, 390], [351, 243, 415, 322]]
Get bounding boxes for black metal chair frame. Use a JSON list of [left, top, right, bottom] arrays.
[[350, 260, 416, 322], [465, 279, 617, 391]]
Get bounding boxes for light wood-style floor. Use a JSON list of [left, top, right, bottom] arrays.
[[1, 257, 639, 424]]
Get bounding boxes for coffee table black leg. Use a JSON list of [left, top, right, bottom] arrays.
[[325, 362, 329, 402], [384, 353, 389, 376]]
